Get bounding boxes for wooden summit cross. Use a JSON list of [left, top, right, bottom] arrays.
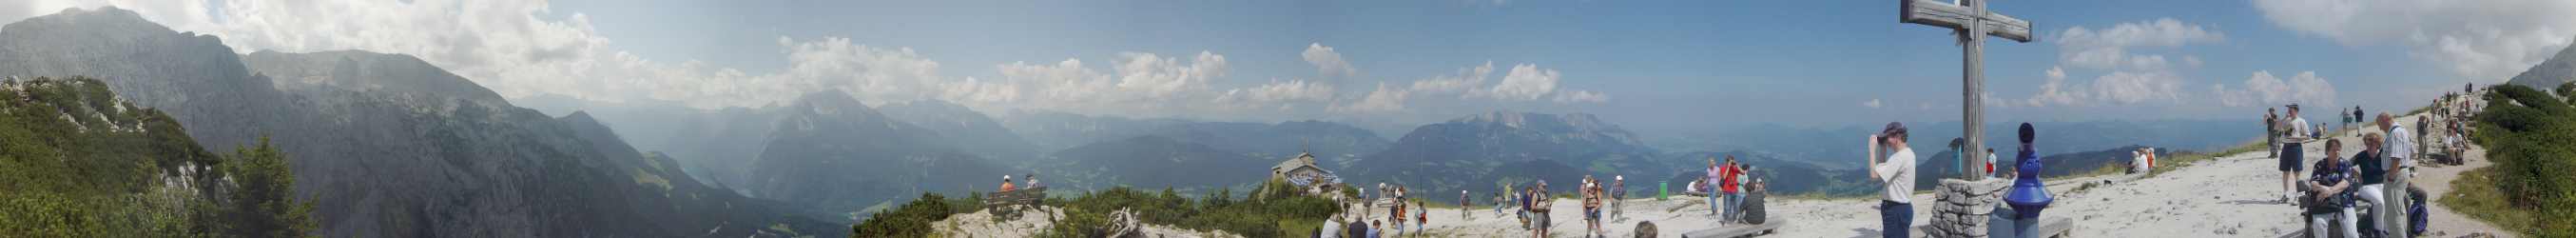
[[1902, 0, 2033, 179]]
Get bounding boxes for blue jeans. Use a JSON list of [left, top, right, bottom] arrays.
[[1724, 192, 1744, 222], [1882, 201, 1913, 238], [1706, 193, 1722, 215]]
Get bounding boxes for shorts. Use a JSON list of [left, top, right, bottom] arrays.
[[2279, 142, 2304, 171], [1587, 209, 1600, 221], [1532, 211, 1551, 228]]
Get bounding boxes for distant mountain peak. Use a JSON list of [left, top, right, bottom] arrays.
[[2508, 36, 2576, 90]]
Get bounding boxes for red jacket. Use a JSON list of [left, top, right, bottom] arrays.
[[1719, 164, 1742, 193]]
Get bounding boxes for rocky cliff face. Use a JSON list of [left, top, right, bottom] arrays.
[[2508, 37, 2576, 92], [0, 7, 828, 237]]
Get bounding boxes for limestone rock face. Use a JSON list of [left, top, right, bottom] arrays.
[[1929, 178, 2009, 238]]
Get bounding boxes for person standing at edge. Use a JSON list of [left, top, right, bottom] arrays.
[[1869, 122, 1918, 238], [1704, 157, 1724, 217], [1721, 156, 1745, 224], [1462, 190, 1472, 220], [2281, 105, 2313, 204]]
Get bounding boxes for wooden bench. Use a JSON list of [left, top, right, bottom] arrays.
[[983, 187, 1046, 212]]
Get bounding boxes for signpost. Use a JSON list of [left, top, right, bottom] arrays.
[[1901, 0, 2033, 179]]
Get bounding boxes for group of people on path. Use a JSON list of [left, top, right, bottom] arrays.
[[2269, 101, 2431, 238]]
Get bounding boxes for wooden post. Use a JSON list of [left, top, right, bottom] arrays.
[[1902, 0, 2034, 179]]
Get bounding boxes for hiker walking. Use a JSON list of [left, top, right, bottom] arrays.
[[1704, 157, 1724, 217], [1868, 122, 1919, 238]]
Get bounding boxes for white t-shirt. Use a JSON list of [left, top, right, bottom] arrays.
[[1876, 148, 1917, 204], [2290, 117, 2312, 141]]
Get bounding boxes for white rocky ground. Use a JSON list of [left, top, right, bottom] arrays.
[[927, 112, 2512, 238], [1336, 112, 2512, 238], [931, 206, 1242, 238]]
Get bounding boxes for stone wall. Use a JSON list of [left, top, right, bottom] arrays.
[[1927, 178, 2009, 238]]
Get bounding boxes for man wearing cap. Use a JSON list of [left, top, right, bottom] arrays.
[[2281, 105, 2313, 204], [1868, 122, 1918, 238], [1612, 175, 1626, 221]]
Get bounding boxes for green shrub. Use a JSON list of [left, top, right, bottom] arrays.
[[2464, 85, 2576, 237], [849, 192, 959, 237]]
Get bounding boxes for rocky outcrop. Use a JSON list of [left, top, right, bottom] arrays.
[[1928, 178, 2008, 238]]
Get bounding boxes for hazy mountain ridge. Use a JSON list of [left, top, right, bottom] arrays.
[[878, 99, 1043, 162], [0, 8, 828, 237], [1347, 110, 1671, 197], [745, 90, 1010, 222]]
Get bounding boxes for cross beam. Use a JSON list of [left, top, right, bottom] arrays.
[[1900, 0, 2034, 180], [1901, 0, 2034, 43]]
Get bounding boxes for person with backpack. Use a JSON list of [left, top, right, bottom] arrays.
[[1720, 155, 1745, 225], [2305, 139, 2360, 238], [1415, 200, 1428, 234], [1528, 181, 1553, 237]]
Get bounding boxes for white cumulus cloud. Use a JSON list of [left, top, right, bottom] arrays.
[[1302, 43, 1358, 78], [2255, 0, 2576, 81], [2218, 70, 2338, 108]]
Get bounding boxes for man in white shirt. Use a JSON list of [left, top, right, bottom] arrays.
[[1868, 122, 1916, 238], [2280, 105, 2312, 204], [2374, 113, 2413, 238]]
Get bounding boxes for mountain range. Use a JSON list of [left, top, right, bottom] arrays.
[[0, 8, 829, 237]]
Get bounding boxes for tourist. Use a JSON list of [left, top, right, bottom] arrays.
[[1704, 157, 1724, 217], [1985, 149, 1999, 179], [1721, 155, 1745, 224], [1583, 175, 1603, 237], [2268, 109, 2281, 159], [1368, 220, 1383, 238], [1462, 190, 1472, 219], [1392, 186, 1407, 237], [2355, 132, 2392, 237], [1994, 123, 2054, 238], [1415, 200, 1428, 234], [1612, 175, 1627, 221], [1869, 122, 1918, 238], [999, 175, 1016, 192], [2305, 139, 2359, 238], [2281, 104, 2312, 204], [1530, 181, 1553, 238], [1024, 173, 1041, 188]]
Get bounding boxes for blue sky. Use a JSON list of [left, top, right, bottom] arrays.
[[4, 0, 2550, 133]]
